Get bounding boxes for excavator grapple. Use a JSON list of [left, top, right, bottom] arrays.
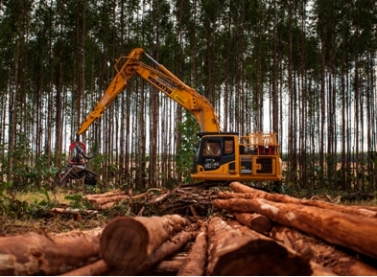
[[55, 141, 97, 187]]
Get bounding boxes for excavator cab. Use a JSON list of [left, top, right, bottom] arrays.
[[192, 132, 282, 185]]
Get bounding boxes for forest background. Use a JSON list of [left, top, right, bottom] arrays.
[[0, 0, 376, 196]]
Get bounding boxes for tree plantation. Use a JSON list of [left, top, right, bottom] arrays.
[[0, 0, 377, 194]]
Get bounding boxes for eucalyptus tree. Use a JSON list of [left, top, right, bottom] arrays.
[[0, 0, 34, 185]]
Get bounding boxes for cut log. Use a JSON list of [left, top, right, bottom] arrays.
[[84, 189, 125, 200], [90, 194, 130, 206], [229, 181, 262, 193], [60, 259, 109, 276], [134, 231, 196, 275], [270, 225, 377, 276], [206, 216, 312, 276], [151, 258, 185, 275], [0, 228, 102, 276], [99, 215, 190, 273], [84, 190, 150, 208], [51, 207, 98, 216], [226, 182, 377, 218], [213, 197, 377, 260], [177, 225, 208, 276], [227, 220, 336, 276], [309, 261, 337, 276], [233, 212, 272, 233], [51, 207, 98, 221]]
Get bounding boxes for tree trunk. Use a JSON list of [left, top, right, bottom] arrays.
[[234, 212, 272, 233], [226, 182, 377, 218], [228, 219, 335, 276], [99, 215, 190, 272], [213, 197, 377, 260], [134, 231, 195, 275], [0, 228, 102, 276], [177, 225, 208, 276], [151, 257, 185, 275], [206, 216, 311, 276], [270, 225, 377, 276], [60, 259, 109, 276]]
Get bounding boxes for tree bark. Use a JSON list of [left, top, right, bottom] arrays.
[[270, 225, 377, 276], [51, 207, 98, 221], [178, 225, 208, 276], [99, 215, 190, 272], [206, 216, 312, 276], [84, 190, 151, 209], [84, 189, 125, 199], [151, 258, 185, 275], [233, 212, 272, 233], [60, 259, 109, 276], [226, 182, 377, 218], [227, 219, 335, 276], [0, 228, 102, 276], [213, 197, 377, 260], [134, 231, 196, 275]]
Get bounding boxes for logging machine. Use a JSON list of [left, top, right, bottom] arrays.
[[74, 48, 283, 187]]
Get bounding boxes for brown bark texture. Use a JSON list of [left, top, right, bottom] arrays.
[[228, 220, 336, 276], [206, 216, 312, 276], [213, 196, 377, 260], [270, 225, 377, 276], [0, 228, 102, 276], [227, 182, 377, 218], [60, 259, 109, 276], [177, 225, 208, 276], [134, 231, 196, 275], [150, 258, 185, 275], [99, 214, 190, 272], [233, 212, 272, 233]]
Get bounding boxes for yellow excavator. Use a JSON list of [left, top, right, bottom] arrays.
[[71, 48, 283, 188]]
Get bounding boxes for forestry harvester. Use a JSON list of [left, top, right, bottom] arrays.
[[57, 48, 283, 188]]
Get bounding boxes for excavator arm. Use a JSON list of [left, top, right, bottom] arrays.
[[77, 48, 221, 135]]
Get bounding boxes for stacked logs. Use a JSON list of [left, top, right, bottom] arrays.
[[213, 182, 377, 276], [1, 182, 377, 275]]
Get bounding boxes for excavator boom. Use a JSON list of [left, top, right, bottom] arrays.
[[77, 48, 221, 135]]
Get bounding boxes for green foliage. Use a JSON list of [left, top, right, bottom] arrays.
[[64, 193, 85, 209], [176, 111, 200, 184], [0, 0, 376, 194], [1, 132, 58, 189], [0, 182, 57, 219]]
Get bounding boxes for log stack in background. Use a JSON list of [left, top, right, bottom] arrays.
[[1, 182, 377, 276]]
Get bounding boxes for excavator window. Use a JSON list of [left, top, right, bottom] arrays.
[[224, 139, 234, 155], [203, 141, 221, 156]]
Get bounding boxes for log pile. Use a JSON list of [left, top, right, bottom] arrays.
[[1, 182, 377, 275]]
